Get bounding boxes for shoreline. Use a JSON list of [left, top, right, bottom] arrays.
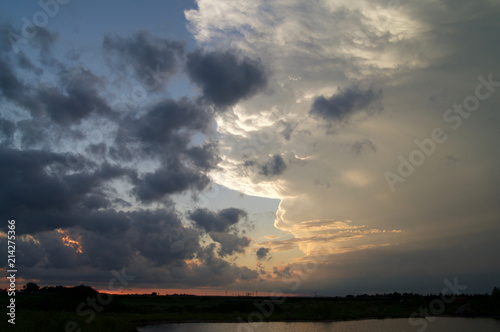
[[135, 315, 500, 330]]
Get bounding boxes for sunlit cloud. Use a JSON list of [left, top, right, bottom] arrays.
[[56, 229, 83, 254]]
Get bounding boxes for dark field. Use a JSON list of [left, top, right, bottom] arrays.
[[1, 291, 499, 332]]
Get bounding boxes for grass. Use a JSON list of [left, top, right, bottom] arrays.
[[1, 292, 499, 331]]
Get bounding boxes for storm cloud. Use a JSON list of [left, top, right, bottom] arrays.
[[133, 97, 211, 145], [310, 85, 383, 122], [189, 208, 252, 257], [133, 160, 211, 203], [351, 139, 377, 155], [209, 232, 251, 257], [103, 31, 184, 88], [3, 0, 500, 297], [186, 49, 268, 108], [256, 247, 271, 261], [0, 17, 261, 290], [187, 0, 500, 296], [36, 67, 112, 124], [0, 147, 134, 233], [189, 208, 248, 233], [260, 154, 287, 177]]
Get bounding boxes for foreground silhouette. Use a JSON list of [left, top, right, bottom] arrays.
[[1, 284, 499, 332]]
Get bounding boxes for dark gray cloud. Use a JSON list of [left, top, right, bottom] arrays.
[[133, 97, 211, 145], [0, 206, 260, 287], [0, 25, 58, 115], [0, 207, 200, 270], [0, 53, 112, 126], [79, 209, 131, 235], [0, 117, 15, 146], [0, 148, 80, 214], [186, 142, 220, 171], [189, 208, 252, 257], [109, 97, 217, 203], [1, 25, 217, 208], [0, 147, 135, 233], [0, 56, 47, 120], [244, 154, 287, 177], [186, 49, 268, 107], [351, 139, 377, 155], [103, 31, 184, 87], [281, 121, 296, 141], [16, 51, 42, 74], [30, 26, 58, 55], [120, 209, 201, 266], [36, 67, 112, 124], [273, 266, 292, 278], [86, 142, 107, 158], [189, 208, 248, 233], [15, 118, 54, 148], [310, 85, 383, 122], [0, 57, 26, 102], [188, 244, 259, 286], [133, 160, 211, 203], [256, 247, 271, 261], [209, 232, 251, 257], [0, 23, 57, 55], [15, 235, 48, 268], [0, 21, 261, 290], [260, 154, 287, 177]]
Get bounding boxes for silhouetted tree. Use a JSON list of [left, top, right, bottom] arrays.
[[492, 287, 500, 302], [66, 285, 98, 298], [23, 282, 39, 293]]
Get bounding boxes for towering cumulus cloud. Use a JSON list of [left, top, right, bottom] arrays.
[[186, 0, 500, 294]]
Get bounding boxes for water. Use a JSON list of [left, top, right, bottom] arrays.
[[137, 317, 500, 332]]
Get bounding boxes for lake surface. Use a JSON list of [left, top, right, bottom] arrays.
[[137, 317, 500, 332]]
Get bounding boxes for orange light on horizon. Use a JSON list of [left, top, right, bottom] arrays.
[[97, 287, 300, 298]]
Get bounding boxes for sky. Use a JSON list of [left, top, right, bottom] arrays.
[[0, 0, 499, 297]]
